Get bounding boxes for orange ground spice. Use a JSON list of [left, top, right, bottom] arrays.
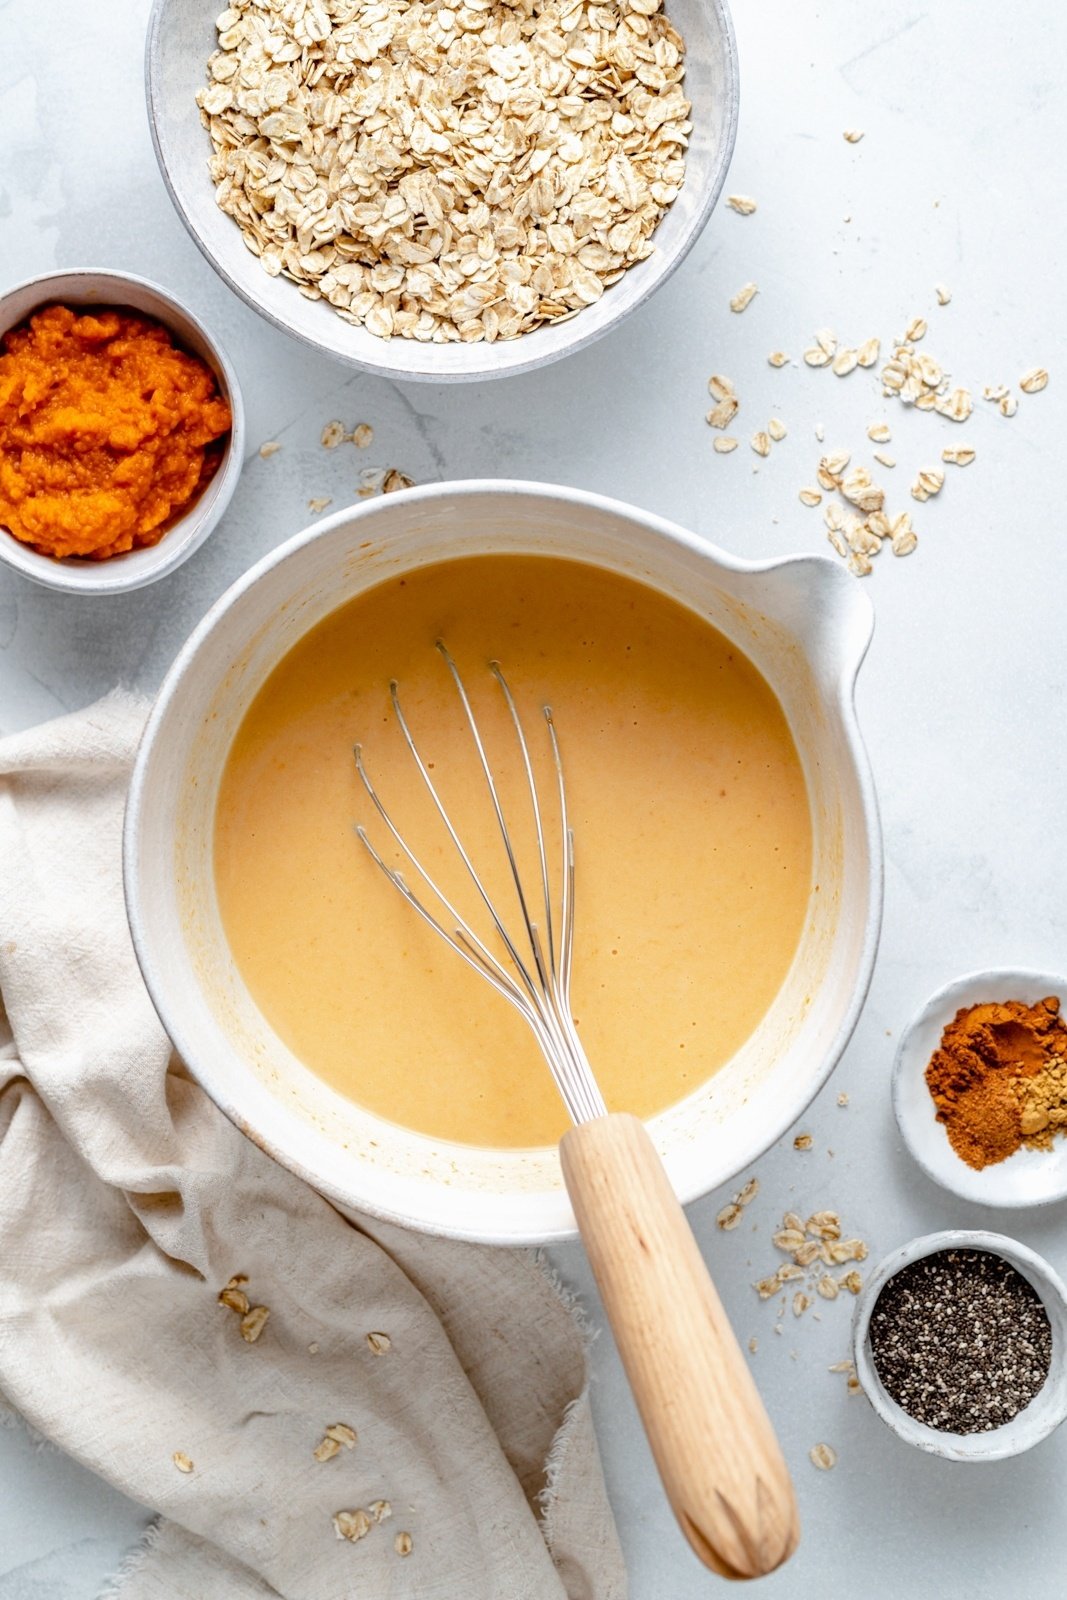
[[925, 996, 1067, 1169], [0, 304, 231, 561]]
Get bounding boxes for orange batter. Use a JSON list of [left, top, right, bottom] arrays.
[[0, 304, 231, 560], [214, 555, 812, 1148]]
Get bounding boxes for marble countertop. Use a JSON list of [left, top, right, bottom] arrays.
[[2, 0, 1065, 1593]]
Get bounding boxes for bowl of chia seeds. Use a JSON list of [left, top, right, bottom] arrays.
[[851, 1230, 1067, 1461]]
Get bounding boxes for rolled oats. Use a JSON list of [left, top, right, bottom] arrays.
[[1020, 367, 1049, 394], [199, 0, 689, 345], [842, 129, 864, 143], [727, 194, 757, 215], [731, 282, 759, 313], [809, 1442, 837, 1470], [334, 1509, 372, 1542], [713, 436, 739, 453], [768, 350, 790, 367], [767, 417, 787, 442], [706, 395, 739, 429], [942, 446, 975, 466], [750, 430, 771, 457]]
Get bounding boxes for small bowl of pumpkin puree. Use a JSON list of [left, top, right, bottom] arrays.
[[125, 482, 882, 1245], [0, 268, 242, 594]]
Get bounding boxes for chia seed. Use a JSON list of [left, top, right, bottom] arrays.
[[868, 1248, 1052, 1434]]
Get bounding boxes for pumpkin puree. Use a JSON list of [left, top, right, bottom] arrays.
[[0, 304, 231, 560]]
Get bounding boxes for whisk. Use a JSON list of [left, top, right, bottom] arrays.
[[355, 643, 798, 1580]]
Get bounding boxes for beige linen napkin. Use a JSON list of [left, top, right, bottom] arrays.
[[0, 692, 626, 1600]]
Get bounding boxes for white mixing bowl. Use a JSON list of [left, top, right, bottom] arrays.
[[124, 481, 882, 1244]]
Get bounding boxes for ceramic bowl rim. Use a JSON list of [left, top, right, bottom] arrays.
[[123, 478, 883, 1243], [0, 267, 244, 595], [891, 966, 1067, 1209], [851, 1228, 1067, 1461]]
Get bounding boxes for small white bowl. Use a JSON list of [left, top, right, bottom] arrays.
[[852, 1230, 1067, 1461], [892, 968, 1067, 1208], [0, 268, 244, 594]]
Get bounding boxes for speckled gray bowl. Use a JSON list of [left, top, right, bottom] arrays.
[[145, 0, 739, 382], [852, 1230, 1067, 1462]]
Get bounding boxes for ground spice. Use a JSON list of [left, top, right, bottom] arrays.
[[869, 1248, 1052, 1433], [0, 304, 231, 560], [924, 995, 1067, 1169]]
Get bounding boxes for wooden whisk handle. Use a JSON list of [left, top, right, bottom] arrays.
[[560, 1113, 799, 1579]]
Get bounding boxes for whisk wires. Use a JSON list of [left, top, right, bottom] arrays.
[[354, 641, 606, 1126]]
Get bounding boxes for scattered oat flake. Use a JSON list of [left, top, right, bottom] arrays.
[[1000, 392, 1018, 417], [383, 469, 414, 494], [794, 1133, 813, 1150], [810, 1443, 837, 1471], [832, 348, 858, 377], [737, 1176, 760, 1207], [768, 351, 790, 368], [847, 548, 872, 575], [942, 446, 975, 466], [751, 431, 771, 457], [904, 316, 927, 343], [1020, 367, 1049, 394], [816, 1274, 840, 1301], [792, 1291, 811, 1317], [730, 282, 758, 313], [173, 1452, 194, 1474], [872, 451, 895, 469], [911, 467, 944, 502], [258, 441, 282, 458], [843, 129, 864, 143], [334, 1509, 372, 1543], [395, 1531, 414, 1558], [369, 1499, 393, 1524], [984, 384, 1009, 402], [367, 1331, 392, 1355], [308, 496, 333, 512], [837, 1092, 849, 1107], [856, 338, 881, 368], [867, 423, 891, 443], [240, 1305, 269, 1343], [727, 195, 757, 215], [713, 436, 739, 454], [767, 418, 787, 442], [798, 487, 822, 508], [320, 421, 346, 449], [706, 395, 739, 429], [717, 1202, 743, 1230], [219, 1285, 249, 1315], [708, 374, 735, 401], [935, 283, 952, 306], [352, 422, 374, 447], [314, 1436, 342, 1463], [804, 346, 831, 369], [325, 1423, 358, 1449]]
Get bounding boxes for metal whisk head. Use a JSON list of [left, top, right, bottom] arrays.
[[354, 642, 607, 1126]]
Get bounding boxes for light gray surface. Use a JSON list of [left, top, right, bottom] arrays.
[[0, 0, 1064, 1595]]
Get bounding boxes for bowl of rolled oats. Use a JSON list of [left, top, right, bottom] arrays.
[[145, 0, 738, 380]]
